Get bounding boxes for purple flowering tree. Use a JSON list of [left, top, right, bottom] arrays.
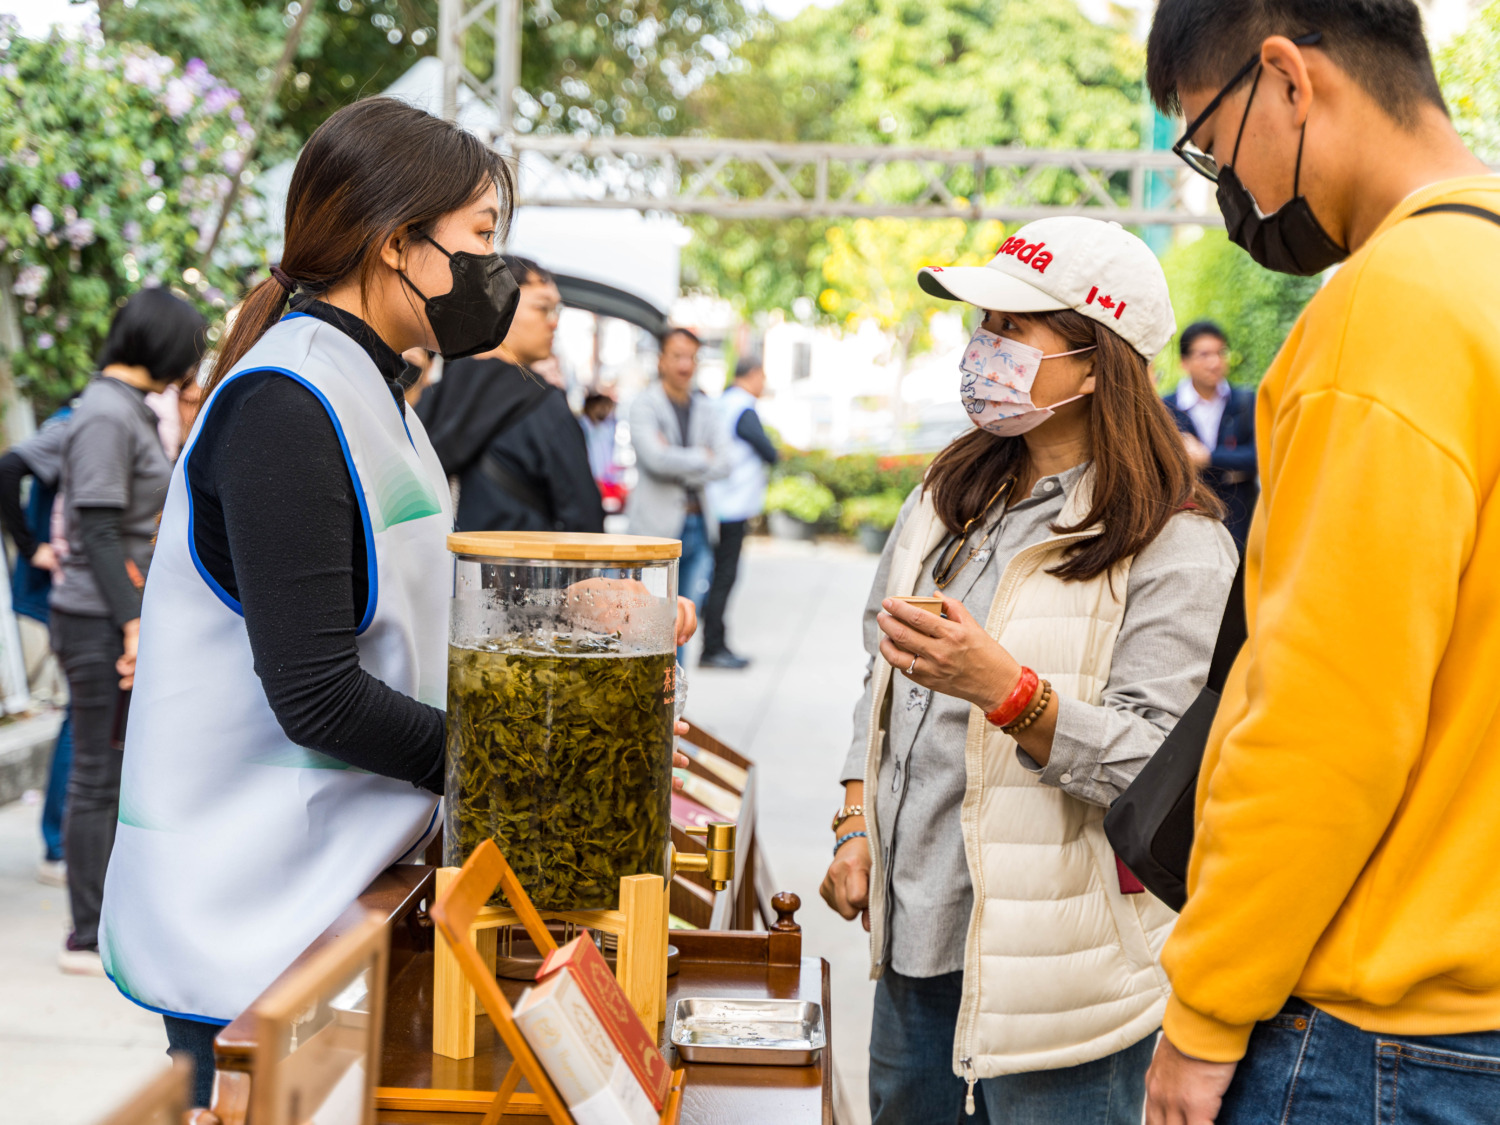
[[0, 19, 258, 406]]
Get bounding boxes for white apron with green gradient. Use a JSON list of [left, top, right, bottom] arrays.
[[99, 312, 450, 1023]]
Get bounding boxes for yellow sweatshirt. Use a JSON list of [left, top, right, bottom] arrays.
[[1161, 175, 1500, 1062]]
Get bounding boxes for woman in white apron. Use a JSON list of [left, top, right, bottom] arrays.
[[97, 97, 695, 1107]]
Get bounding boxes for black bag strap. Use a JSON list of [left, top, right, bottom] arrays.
[[1206, 556, 1246, 693], [1410, 202, 1500, 226]]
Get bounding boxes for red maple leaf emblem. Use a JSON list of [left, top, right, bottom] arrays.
[[1097, 294, 1116, 309]]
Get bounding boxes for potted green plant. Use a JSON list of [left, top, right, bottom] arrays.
[[765, 476, 836, 540], [839, 489, 906, 553]]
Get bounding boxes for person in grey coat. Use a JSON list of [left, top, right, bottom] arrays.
[[625, 328, 732, 644]]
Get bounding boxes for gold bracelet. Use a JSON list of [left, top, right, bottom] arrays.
[[831, 804, 865, 833], [1003, 679, 1053, 735]]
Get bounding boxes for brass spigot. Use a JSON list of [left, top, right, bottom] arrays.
[[673, 821, 736, 891]]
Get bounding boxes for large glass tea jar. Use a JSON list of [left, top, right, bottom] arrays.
[[444, 532, 680, 911]]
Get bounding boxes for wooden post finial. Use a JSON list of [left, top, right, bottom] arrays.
[[771, 892, 801, 933]]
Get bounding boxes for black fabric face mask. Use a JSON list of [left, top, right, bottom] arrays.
[[399, 234, 520, 360], [1218, 68, 1348, 277]]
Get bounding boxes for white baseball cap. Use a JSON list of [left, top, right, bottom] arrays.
[[917, 217, 1176, 360]]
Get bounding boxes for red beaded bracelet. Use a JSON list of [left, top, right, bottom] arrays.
[[985, 667, 1039, 728]]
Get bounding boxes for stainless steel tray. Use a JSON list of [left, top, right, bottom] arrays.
[[669, 997, 826, 1066]]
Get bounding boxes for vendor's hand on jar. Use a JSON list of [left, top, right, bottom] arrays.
[[820, 833, 871, 932], [672, 721, 691, 789], [877, 595, 1022, 713], [675, 597, 697, 646]]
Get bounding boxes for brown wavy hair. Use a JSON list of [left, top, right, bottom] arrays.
[[923, 308, 1222, 582], [210, 97, 512, 390]]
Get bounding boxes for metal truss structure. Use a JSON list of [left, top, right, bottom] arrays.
[[506, 135, 1211, 225], [438, 1, 1216, 226]]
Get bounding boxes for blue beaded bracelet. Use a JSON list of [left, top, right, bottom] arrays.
[[833, 830, 868, 856]]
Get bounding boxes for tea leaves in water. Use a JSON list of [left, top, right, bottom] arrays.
[[445, 642, 674, 910]]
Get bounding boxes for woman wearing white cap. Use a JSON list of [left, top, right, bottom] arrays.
[[820, 217, 1237, 1122]]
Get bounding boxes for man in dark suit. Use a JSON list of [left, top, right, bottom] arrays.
[[1165, 321, 1257, 549]]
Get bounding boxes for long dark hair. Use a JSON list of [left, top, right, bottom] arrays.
[[211, 98, 512, 390], [924, 308, 1222, 582]]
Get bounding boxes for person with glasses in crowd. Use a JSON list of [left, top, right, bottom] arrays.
[[418, 254, 604, 533], [1144, 2, 1500, 1123], [819, 216, 1237, 1123], [1165, 321, 1257, 550]]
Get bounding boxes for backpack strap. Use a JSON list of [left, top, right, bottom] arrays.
[[1410, 202, 1500, 226]]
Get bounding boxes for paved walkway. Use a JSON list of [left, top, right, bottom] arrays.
[[0, 535, 882, 1124], [0, 794, 169, 1124], [685, 536, 880, 1125]]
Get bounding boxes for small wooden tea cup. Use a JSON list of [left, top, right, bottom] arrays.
[[889, 595, 945, 616]]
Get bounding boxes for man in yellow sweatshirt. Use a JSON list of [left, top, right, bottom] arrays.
[[1142, 3, 1500, 1123]]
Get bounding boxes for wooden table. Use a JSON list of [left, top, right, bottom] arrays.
[[210, 865, 833, 1125]]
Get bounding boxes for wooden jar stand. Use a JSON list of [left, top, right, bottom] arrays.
[[432, 868, 671, 1061]]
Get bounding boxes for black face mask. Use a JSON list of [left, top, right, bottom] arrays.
[[399, 234, 520, 360], [1217, 68, 1348, 277]]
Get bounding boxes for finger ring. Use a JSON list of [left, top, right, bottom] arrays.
[[907, 656, 918, 675]]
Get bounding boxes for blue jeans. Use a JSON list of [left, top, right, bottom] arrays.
[[41, 710, 73, 862], [677, 513, 713, 662], [869, 968, 1155, 1124], [165, 1015, 223, 1108], [1220, 998, 1500, 1125]]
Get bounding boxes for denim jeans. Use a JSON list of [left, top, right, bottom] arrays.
[[41, 710, 74, 862], [1220, 997, 1500, 1125], [677, 513, 713, 662], [165, 1014, 224, 1108], [869, 967, 1155, 1124]]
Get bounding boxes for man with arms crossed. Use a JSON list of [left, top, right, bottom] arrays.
[[1144, 2, 1500, 1122]]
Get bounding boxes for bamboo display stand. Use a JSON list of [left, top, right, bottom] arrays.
[[434, 823, 737, 1061], [432, 867, 672, 1059], [427, 839, 684, 1125]]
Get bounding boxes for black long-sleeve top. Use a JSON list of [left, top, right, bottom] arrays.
[[186, 300, 444, 792], [0, 450, 42, 562], [734, 408, 779, 465]]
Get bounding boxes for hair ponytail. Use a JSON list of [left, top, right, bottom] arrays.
[[209, 275, 293, 390], [206, 97, 510, 394]]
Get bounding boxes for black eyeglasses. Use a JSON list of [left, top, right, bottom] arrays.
[[1172, 31, 1323, 183]]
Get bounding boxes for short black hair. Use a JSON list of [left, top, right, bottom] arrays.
[[97, 287, 208, 385], [1180, 321, 1229, 358], [734, 355, 763, 379], [502, 254, 553, 287], [660, 327, 700, 349], [1147, 0, 1446, 127]]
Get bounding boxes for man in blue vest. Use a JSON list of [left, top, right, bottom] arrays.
[[1164, 321, 1257, 550], [701, 357, 778, 669]]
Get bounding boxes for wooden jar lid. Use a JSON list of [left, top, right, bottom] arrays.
[[447, 531, 682, 561]]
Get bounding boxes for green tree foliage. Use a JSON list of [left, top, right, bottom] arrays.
[[103, 0, 760, 152], [1157, 229, 1320, 391], [98, 0, 439, 154], [1438, 0, 1500, 162], [0, 25, 258, 405], [819, 216, 1001, 419], [516, 0, 760, 136], [682, 0, 1145, 316]]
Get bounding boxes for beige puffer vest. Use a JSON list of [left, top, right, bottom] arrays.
[[861, 474, 1176, 1093]]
